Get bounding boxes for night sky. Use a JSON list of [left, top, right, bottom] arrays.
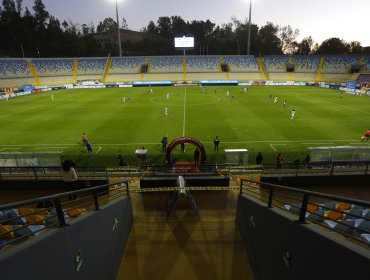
[[21, 0, 370, 46]]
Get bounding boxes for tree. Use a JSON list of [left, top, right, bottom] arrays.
[[15, 0, 22, 14], [294, 36, 314, 54], [315, 37, 349, 54], [347, 41, 362, 54], [96, 17, 116, 33], [257, 22, 283, 55], [32, 0, 49, 29], [279, 25, 300, 54]]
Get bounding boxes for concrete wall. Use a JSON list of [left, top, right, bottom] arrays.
[[0, 196, 133, 280], [237, 194, 370, 280]]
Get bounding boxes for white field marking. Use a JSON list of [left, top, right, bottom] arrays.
[[301, 143, 335, 145], [295, 93, 370, 115], [183, 87, 187, 136], [0, 148, 20, 152], [35, 147, 69, 149], [0, 144, 78, 147], [269, 144, 287, 152], [96, 146, 103, 154], [0, 139, 358, 147], [149, 95, 220, 107]]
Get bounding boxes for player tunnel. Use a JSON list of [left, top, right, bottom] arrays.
[[166, 137, 207, 164]]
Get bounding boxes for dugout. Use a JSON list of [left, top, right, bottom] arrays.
[[308, 146, 370, 162]]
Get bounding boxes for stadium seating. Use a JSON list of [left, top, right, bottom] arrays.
[[148, 56, 183, 73], [357, 74, 370, 83], [322, 55, 360, 73], [292, 55, 321, 72], [186, 56, 221, 72], [110, 57, 146, 74], [77, 58, 106, 75], [0, 59, 32, 79], [263, 56, 289, 73], [32, 59, 74, 76], [224, 56, 259, 72]]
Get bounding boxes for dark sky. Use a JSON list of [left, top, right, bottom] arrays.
[[21, 0, 370, 46]]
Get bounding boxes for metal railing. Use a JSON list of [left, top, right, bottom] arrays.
[[0, 180, 129, 250], [239, 179, 370, 246], [0, 160, 369, 180]]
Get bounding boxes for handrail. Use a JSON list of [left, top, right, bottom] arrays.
[[0, 180, 130, 249], [240, 179, 370, 208], [239, 179, 370, 245], [0, 179, 129, 211]]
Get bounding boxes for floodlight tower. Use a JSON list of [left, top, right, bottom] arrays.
[[115, 0, 122, 57], [247, 0, 252, 55]]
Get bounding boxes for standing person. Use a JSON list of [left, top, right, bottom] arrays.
[[365, 128, 370, 141], [122, 96, 126, 103], [194, 148, 200, 164], [214, 136, 220, 151], [304, 154, 311, 168], [276, 153, 284, 169], [118, 154, 124, 166], [291, 109, 296, 120], [161, 136, 168, 152], [166, 93, 170, 99], [164, 106, 168, 117], [274, 96, 278, 104], [51, 94, 54, 101], [226, 91, 230, 97], [256, 152, 263, 164], [181, 143, 185, 153], [283, 100, 286, 108], [269, 93, 272, 99], [61, 160, 78, 200], [85, 140, 93, 158], [81, 133, 88, 146]]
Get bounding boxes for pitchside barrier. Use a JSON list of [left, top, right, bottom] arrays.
[[0, 152, 62, 167]]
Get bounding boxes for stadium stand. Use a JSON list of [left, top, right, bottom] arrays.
[[148, 56, 183, 73], [224, 56, 259, 72], [0, 59, 32, 78], [357, 73, 370, 83], [1, 55, 370, 86], [186, 55, 221, 72], [32, 59, 74, 76], [322, 55, 360, 73], [77, 57, 106, 75], [292, 55, 321, 72], [110, 57, 146, 74], [263, 55, 289, 73]]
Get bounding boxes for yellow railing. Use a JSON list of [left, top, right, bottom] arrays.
[[27, 60, 40, 85], [73, 59, 78, 83]]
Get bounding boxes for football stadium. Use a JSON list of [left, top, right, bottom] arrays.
[[0, 0, 370, 279]]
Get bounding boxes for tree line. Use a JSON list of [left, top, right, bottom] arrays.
[[0, 0, 369, 58]]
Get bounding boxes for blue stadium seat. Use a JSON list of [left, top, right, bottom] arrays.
[[263, 56, 289, 72], [148, 56, 183, 73], [224, 56, 259, 72], [186, 56, 220, 72]]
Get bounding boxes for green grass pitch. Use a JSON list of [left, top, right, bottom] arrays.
[[0, 85, 369, 167]]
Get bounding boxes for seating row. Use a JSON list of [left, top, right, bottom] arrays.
[[284, 202, 370, 244], [0, 207, 86, 250]]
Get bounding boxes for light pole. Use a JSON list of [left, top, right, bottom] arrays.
[[115, 0, 122, 57], [247, 0, 252, 55]]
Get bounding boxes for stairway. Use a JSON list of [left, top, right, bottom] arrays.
[[258, 57, 269, 80], [102, 57, 112, 82], [27, 60, 40, 85], [315, 56, 325, 81]]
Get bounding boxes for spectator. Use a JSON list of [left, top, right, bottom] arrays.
[[181, 143, 185, 153], [304, 155, 311, 168], [214, 136, 220, 151], [194, 148, 200, 164], [276, 153, 284, 169], [256, 152, 263, 164], [161, 136, 168, 152], [118, 154, 124, 166], [61, 160, 78, 200]]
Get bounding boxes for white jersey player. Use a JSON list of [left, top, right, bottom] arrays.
[[291, 109, 296, 120]]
